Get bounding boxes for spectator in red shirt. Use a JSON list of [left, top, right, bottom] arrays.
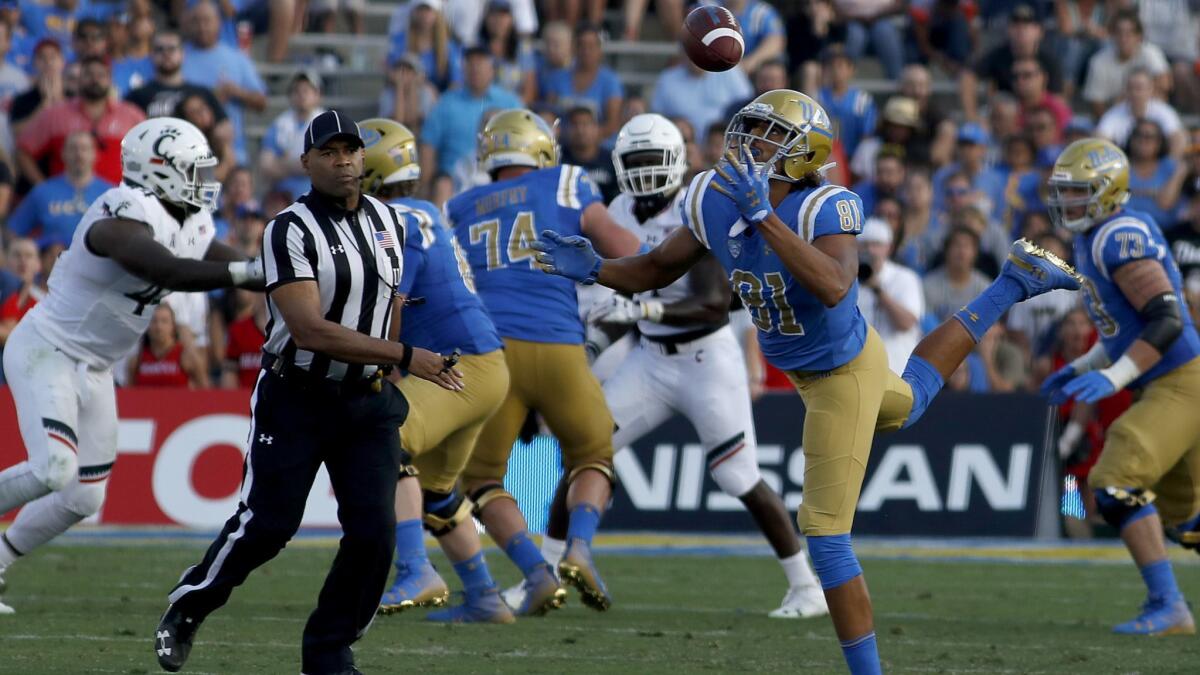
[[222, 290, 266, 389], [129, 304, 208, 389], [16, 55, 146, 186], [1012, 57, 1070, 138], [0, 238, 45, 346]]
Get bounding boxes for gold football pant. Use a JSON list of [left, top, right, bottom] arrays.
[[397, 349, 510, 493], [786, 327, 915, 536], [462, 338, 614, 486], [1089, 356, 1200, 527]]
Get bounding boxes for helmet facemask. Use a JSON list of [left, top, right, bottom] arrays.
[[615, 148, 685, 198], [179, 154, 221, 212], [1046, 175, 1125, 233], [724, 104, 813, 183]]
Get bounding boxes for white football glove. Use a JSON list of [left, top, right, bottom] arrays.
[[590, 295, 664, 325]]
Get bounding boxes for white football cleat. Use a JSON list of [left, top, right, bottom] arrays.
[[768, 584, 828, 619], [500, 581, 526, 612], [0, 599, 13, 615]]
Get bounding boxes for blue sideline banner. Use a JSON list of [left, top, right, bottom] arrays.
[[507, 392, 1055, 537]]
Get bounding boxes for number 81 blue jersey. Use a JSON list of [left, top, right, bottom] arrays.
[[680, 170, 868, 372], [446, 165, 602, 344]]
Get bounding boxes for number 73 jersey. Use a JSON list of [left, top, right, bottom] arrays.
[[446, 164, 602, 344], [30, 184, 216, 370], [680, 171, 868, 372], [1073, 208, 1200, 389]]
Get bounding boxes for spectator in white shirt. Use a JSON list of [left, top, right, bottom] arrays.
[[857, 217, 924, 374], [1097, 68, 1186, 158], [1081, 9, 1171, 118], [650, 56, 753, 144], [258, 71, 326, 200]]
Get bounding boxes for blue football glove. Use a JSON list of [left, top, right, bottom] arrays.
[[1061, 371, 1118, 404], [1039, 363, 1077, 406], [710, 142, 773, 225], [531, 230, 603, 284]]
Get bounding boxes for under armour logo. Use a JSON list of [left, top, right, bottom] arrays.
[[331, 244, 345, 255], [156, 630, 171, 656], [258, 434, 273, 445]]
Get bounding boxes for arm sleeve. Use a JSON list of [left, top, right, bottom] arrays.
[[1094, 219, 1167, 280], [263, 212, 317, 290]]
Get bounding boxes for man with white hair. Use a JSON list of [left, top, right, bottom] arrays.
[[857, 217, 924, 374]]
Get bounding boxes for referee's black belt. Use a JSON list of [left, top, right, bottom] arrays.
[[640, 324, 724, 355], [261, 353, 385, 396]]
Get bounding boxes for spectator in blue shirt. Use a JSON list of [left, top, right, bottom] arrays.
[[110, 15, 155, 97], [931, 122, 1006, 224], [387, 0, 464, 92], [181, 1, 267, 164], [479, 0, 535, 103], [817, 45, 877, 159], [419, 47, 521, 190], [535, 20, 572, 101], [1125, 117, 1188, 228], [542, 23, 623, 137], [259, 71, 325, 201], [651, 57, 752, 148], [8, 130, 112, 241], [700, 0, 785, 74], [20, 0, 75, 45]]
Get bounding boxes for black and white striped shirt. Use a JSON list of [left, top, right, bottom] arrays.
[[263, 190, 407, 381]]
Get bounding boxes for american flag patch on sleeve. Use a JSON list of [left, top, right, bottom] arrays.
[[374, 230, 397, 249]]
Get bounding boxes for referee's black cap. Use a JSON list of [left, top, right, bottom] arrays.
[[304, 110, 364, 154]]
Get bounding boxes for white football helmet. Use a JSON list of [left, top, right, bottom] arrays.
[[612, 113, 687, 197], [121, 117, 221, 211]]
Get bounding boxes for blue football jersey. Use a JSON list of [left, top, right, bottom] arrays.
[[680, 170, 868, 371], [1074, 208, 1200, 389], [446, 165, 602, 344], [390, 197, 503, 356]]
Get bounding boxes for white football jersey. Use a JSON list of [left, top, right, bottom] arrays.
[[608, 190, 707, 337], [30, 184, 216, 369]]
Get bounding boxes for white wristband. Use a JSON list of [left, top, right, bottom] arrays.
[[1070, 341, 1111, 374], [228, 259, 263, 286], [1098, 354, 1141, 391], [641, 300, 665, 323]]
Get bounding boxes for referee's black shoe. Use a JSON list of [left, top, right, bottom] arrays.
[[154, 604, 202, 672]]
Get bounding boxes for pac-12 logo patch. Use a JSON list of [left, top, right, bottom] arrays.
[[727, 238, 742, 258]]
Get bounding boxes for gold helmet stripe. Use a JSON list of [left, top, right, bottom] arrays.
[[686, 171, 713, 249], [1090, 217, 1159, 280]]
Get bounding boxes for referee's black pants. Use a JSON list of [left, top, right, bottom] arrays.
[[167, 369, 409, 674]]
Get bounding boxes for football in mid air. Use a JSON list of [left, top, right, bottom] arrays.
[[681, 6, 744, 72]]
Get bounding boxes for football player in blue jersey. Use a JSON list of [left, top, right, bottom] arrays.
[[445, 109, 641, 615], [359, 119, 514, 623], [1040, 138, 1200, 636], [533, 90, 1081, 674]]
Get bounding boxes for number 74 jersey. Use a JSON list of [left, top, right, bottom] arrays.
[[446, 164, 602, 345], [30, 184, 216, 370], [680, 170, 868, 372]]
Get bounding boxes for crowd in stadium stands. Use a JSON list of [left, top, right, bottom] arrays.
[[0, 1, 1195, 474]]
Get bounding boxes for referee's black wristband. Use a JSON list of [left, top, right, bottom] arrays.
[[398, 343, 413, 371]]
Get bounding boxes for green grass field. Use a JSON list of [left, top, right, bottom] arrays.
[[1, 537, 1198, 674]]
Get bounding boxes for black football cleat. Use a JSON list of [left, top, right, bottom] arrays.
[[154, 604, 201, 672]]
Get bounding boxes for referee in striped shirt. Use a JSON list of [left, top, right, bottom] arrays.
[[155, 111, 463, 675]]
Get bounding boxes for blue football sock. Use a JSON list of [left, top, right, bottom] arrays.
[[452, 551, 495, 594], [900, 355, 945, 429], [394, 518, 427, 568], [840, 632, 882, 675], [1140, 559, 1182, 601], [567, 504, 602, 545], [953, 276, 1023, 343], [504, 531, 547, 578]]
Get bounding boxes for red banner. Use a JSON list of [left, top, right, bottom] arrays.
[[0, 388, 344, 527]]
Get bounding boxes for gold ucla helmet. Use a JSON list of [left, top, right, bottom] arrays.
[[359, 118, 419, 195], [478, 108, 559, 173], [725, 89, 834, 182], [1047, 138, 1130, 233]]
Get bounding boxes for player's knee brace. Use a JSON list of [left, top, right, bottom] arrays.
[[900, 355, 945, 429], [422, 488, 473, 536], [34, 419, 80, 492], [567, 460, 616, 486], [707, 432, 761, 497], [1094, 486, 1158, 531], [469, 483, 517, 516], [59, 479, 106, 518], [807, 534, 864, 591]]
